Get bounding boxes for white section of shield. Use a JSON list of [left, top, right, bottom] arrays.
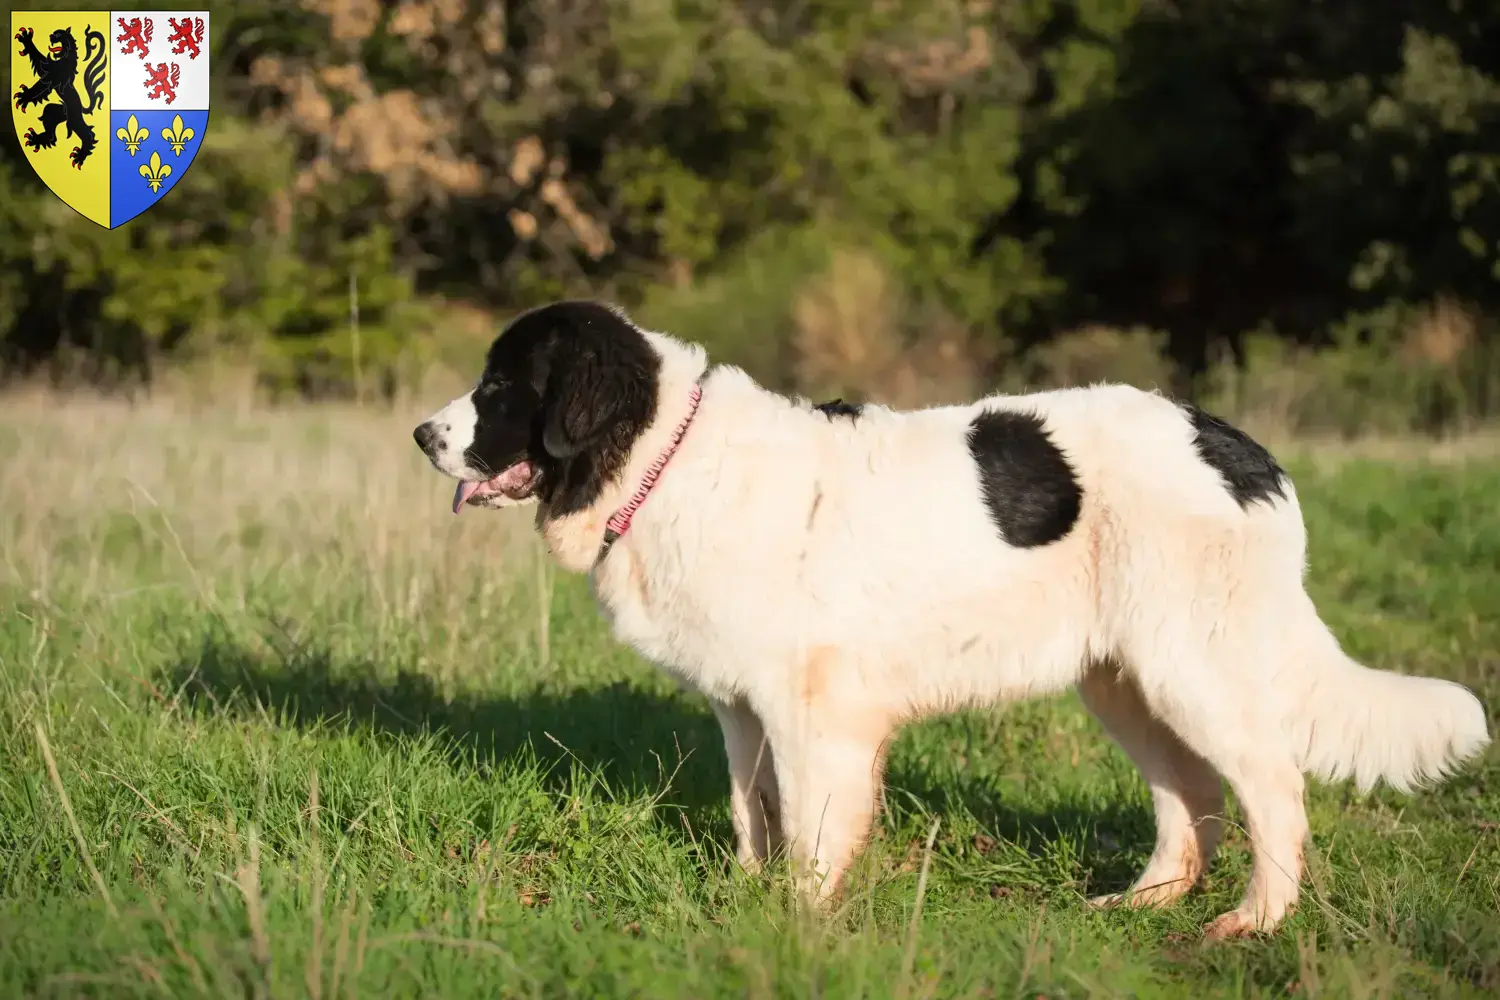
[[109, 10, 210, 111]]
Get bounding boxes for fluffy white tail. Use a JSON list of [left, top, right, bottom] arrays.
[[1287, 614, 1491, 793]]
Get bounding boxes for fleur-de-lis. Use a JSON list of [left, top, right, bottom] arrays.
[[162, 113, 194, 155], [139, 150, 172, 192], [115, 114, 149, 156]]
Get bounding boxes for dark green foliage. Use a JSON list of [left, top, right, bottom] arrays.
[[2, 0, 1499, 414], [1003, 0, 1500, 380]]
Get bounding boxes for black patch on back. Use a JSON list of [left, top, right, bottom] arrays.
[[468, 300, 661, 517], [1180, 403, 1287, 509], [813, 398, 863, 420], [966, 409, 1082, 548]]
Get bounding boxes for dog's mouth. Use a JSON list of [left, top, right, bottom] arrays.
[[451, 460, 540, 513]]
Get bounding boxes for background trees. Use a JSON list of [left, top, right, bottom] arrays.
[[3, 0, 1497, 431]]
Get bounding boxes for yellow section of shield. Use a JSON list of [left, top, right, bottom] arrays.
[[10, 10, 111, 228]]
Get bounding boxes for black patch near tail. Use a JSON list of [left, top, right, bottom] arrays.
[[1180, 404, 1287, 510], [966, 409, 1082, 548], [813, 398, 863, 420]]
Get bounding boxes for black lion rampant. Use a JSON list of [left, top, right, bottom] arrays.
[[13, 24, 108, 169]]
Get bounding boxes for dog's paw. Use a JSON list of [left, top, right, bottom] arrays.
[[1202, 908, 1272, 941], [1089, 878, 1192, 910]]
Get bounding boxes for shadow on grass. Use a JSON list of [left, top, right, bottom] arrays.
[[886, 763, 1155, 897], [161, 625, 1152, 894], [162, 626, 729, 809]]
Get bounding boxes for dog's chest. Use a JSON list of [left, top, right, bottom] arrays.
[[588, 541, 750, 699]]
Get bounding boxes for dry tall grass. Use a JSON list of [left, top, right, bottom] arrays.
[[0, 391, 552, 699]]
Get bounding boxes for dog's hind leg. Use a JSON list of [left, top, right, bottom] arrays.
[[1097, 498, 1314, 938], [1124, 630, 1309, 938], [1079, 662, 1224, 909]]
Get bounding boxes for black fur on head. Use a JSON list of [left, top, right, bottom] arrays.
[[468, 301, 661, 517]]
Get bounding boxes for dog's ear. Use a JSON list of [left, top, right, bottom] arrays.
[[538, 340, 655, 460]]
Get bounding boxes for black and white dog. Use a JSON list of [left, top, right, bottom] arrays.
[[413, 301, 1488, 938]]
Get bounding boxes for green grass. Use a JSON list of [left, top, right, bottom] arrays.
[[1, 398, 1498, 998]]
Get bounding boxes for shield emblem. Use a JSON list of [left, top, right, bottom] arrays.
[[10, 9, 210, 229]]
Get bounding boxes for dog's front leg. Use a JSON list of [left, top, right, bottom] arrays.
[[762, 698, 895, 908], [710, 697, 784, 872]]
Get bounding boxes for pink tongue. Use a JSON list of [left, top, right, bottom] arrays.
[[452, 480, 482, 514], [450, 461, 536, 514]]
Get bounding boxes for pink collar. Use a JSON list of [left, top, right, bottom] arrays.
[[599, 379, 705, 557]]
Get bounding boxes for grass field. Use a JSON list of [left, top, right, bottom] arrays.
[[1, 395, 1497, 999]]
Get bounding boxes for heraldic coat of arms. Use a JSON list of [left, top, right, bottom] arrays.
[[11, 9, 210, 228]]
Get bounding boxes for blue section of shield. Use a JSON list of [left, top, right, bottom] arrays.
[[109, 109, 209, 229]]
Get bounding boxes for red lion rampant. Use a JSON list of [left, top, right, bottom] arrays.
[[144, 62, 181, 104], [115, 17, 153, 60], [166, 16, 203, 60]]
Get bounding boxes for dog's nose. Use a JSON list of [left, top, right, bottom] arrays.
[[413, 421, 439, 454]]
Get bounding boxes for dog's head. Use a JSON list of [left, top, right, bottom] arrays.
[[413, 301, 661, 517]]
